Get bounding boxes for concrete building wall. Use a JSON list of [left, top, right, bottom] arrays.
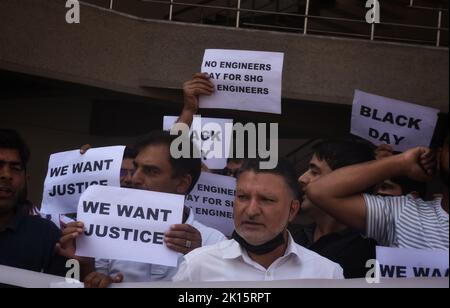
[[0, 0, 448, 111]]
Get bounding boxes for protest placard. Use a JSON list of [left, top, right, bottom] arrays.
[[76, 185, 185, 267], [351, 90, 439, 152], [376, 246, 449, 278], [163, 115, 233, 169], [185, 172, 236, 237], [200, 49, 284, 114], [41, 146, 125, 218]]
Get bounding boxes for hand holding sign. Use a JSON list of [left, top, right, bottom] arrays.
[[56, 221, 93, 263], [183, 73, 215, 113], [79, 144, 92, 155], [56, 221, 95, 281], [164, 224, 202, 255], [84, 272, 123, 289]]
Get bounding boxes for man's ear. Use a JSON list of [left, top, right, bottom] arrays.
[[288, 199, 301, 223], [176, 174, 193, 195]]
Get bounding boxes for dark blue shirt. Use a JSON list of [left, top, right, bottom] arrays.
[[0, 208, 67, 278]]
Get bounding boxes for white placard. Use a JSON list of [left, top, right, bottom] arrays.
[[76, 185, 184, 267], [351, 90, 439, 152], [163, 115, 233, 170], [185, 172, 236, 237], [0, 265, 448, 288], [41, 146, 125, 216], [200, 49, 284, 114], [376, 246, 449, 278]]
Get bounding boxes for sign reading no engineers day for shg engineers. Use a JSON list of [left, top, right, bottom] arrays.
[[200, 49, 284, 114]]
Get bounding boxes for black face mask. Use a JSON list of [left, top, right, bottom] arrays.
[[232, 230, 286, 255]]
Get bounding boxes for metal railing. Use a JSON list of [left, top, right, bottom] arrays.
[[92, 0, 448, 47]]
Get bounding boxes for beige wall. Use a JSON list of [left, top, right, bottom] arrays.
[[0, 0, 448, 111]]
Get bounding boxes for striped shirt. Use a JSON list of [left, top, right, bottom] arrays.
[[364, 194, 449, 249]]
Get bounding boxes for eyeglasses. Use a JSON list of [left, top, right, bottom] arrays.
[[120, 168, 135, 178]]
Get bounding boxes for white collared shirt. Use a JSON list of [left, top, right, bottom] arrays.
[[172, 233, 344, 282], [95, 208, 227, 282]]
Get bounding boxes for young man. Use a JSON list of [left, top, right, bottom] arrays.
[[222, 158, 244, 178], [373, 144, 426, 198], [58, 131, 226, 287], [306, 132, 449, 249], [173, 159, 343, 281], [291, 140, 377, 278], [119, 147, 137, 189], [0, 129, 66, 278], [373, 177, 426, 198]]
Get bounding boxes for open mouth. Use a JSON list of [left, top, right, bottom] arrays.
[[0, 187, 14, 198]]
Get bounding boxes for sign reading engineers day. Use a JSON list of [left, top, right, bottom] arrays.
[[185, 172, 236, 237]]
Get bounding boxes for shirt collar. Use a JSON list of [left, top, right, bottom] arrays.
[[223, 239, 244, 259], [283, 232, 303, 263]]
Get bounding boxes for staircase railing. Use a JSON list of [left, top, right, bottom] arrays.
[[83, 0, 448, 47]]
